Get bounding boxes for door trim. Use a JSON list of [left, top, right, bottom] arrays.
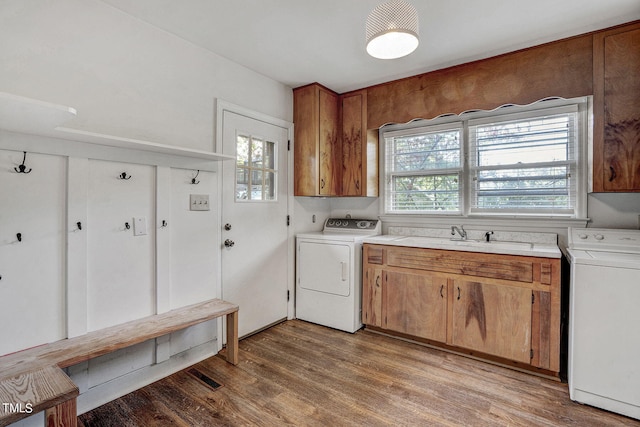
[[214, 99, 294, 350]]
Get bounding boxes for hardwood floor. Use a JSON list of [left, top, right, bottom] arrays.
[[78, 320, 639, 426]]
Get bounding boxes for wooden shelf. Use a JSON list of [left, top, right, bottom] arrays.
[[0, 91, 233, 162]]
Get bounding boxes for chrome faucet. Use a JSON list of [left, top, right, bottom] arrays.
[[451, 225, 467, 240]]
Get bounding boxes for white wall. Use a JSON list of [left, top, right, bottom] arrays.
[[587, 193, 640, 229], [0, 0, 292, 150]]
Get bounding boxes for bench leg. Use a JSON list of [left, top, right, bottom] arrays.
[[225, 311, 238, 365], [44, 398, 76, 427]]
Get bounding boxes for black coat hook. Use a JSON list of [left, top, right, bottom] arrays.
[[77, 221, 82, 231], [125, 222, 130, 230], [14, 151, 32, 174], [118, 172, 132, 180], [16, 233, 22, 242], [161, 220, 168, 228], [191, 170, 200, 185]]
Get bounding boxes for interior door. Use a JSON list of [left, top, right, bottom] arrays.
[[221, 110, 289, 338]]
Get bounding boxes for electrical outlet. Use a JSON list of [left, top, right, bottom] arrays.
[[190, 194, 210, 211], [133, 217, 147, 236]]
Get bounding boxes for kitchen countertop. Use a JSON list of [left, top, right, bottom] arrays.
[[363, 235, 561, 258]]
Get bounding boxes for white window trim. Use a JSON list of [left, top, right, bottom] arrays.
[[379, 97, 591, 221]]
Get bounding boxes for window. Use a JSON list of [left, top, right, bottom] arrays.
[[235, 134, 277, 201], [383, 99, 588, 217], [385, 124, 462, 213]]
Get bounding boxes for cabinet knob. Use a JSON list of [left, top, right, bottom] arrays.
[[224, 239, 235, 248], [375, 275, 380, 287], [224, 223, 232, 231]]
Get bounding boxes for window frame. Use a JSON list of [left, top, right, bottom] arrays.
[[235, 132, 278, 203], [380, 97, 590, 219], [384, 122, 464, 215]]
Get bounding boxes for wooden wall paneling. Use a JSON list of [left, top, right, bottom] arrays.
[[169, 168, 218, 309], [67, 157, 89, 339], [169, 167, 218, 357], [0, 150, 66, 356], [156, 167, 171, 315], [366, 34, 594, 129], [86, 160, 156, 332]]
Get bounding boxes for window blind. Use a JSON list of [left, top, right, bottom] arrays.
[[468, 106, 578, 215]]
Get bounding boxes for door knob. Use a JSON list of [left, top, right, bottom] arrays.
[[224, 239, 235, 248], [224, 223, 232, 231]]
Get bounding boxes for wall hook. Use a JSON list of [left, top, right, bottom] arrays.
[[77, 221, 82, 231], [14, 151, 32, 174], [161, 220, 168, 228], [191, 170, 200, 185], [118, 172, 132, 180], [125, 222, 130, 230], [16, 233, 22, 242]]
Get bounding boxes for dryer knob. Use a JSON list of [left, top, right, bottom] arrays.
[[578, 233, 588, 239], [594, 234, 605, 241]]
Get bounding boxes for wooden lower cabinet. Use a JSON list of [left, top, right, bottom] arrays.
[[362, 244, 561, 377], [385, 271, 447, 342], [450, 279, 532, 364], [362, 266, 383, 327]]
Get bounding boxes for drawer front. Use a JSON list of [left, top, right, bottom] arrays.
[[387, 248, 534, 283]]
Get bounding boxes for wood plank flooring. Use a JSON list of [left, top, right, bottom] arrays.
[[78, 320, 639, 426]]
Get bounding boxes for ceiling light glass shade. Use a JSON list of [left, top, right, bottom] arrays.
[[366, 0, 419, 59]]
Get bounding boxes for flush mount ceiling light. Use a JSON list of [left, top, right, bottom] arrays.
[[366, 0, 419, 59]]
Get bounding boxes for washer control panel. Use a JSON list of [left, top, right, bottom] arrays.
[[568, 227, 640, 253], [324, 218, 380, 233]]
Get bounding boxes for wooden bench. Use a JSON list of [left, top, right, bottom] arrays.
[[0, 298, 238, 427]]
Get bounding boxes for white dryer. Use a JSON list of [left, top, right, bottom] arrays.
[[296, 218, 381, 333]]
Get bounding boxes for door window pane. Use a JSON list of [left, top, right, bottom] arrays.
[[236, 134, 277, 201]]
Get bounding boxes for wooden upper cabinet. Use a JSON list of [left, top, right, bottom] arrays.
[[593, 22, 640, 192], [294, 84, 378, 197], [341, 90, 378, 197], [294, 83, 340, 196]]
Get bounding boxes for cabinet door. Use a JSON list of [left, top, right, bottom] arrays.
[[342, 90, 378, 197], [384, 271, 447, 342], [362, 267, 383, 327], [593, 25, 640, 191], [450, 279, 532, 363], [293, 83, 339, 196], [293, 85, 319, 196], [342, 91, 365, 196], [318, 87, 340, 195]]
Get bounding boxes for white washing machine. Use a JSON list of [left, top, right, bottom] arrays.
[[567, 227, 640, 420], [296, 218, 381, 333]]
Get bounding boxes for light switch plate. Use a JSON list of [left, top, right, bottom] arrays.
[[190, 194, 210, 211], [133, 217, 147, 236]]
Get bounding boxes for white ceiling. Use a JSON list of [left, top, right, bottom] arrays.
[[100, 0, 640, 93]]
